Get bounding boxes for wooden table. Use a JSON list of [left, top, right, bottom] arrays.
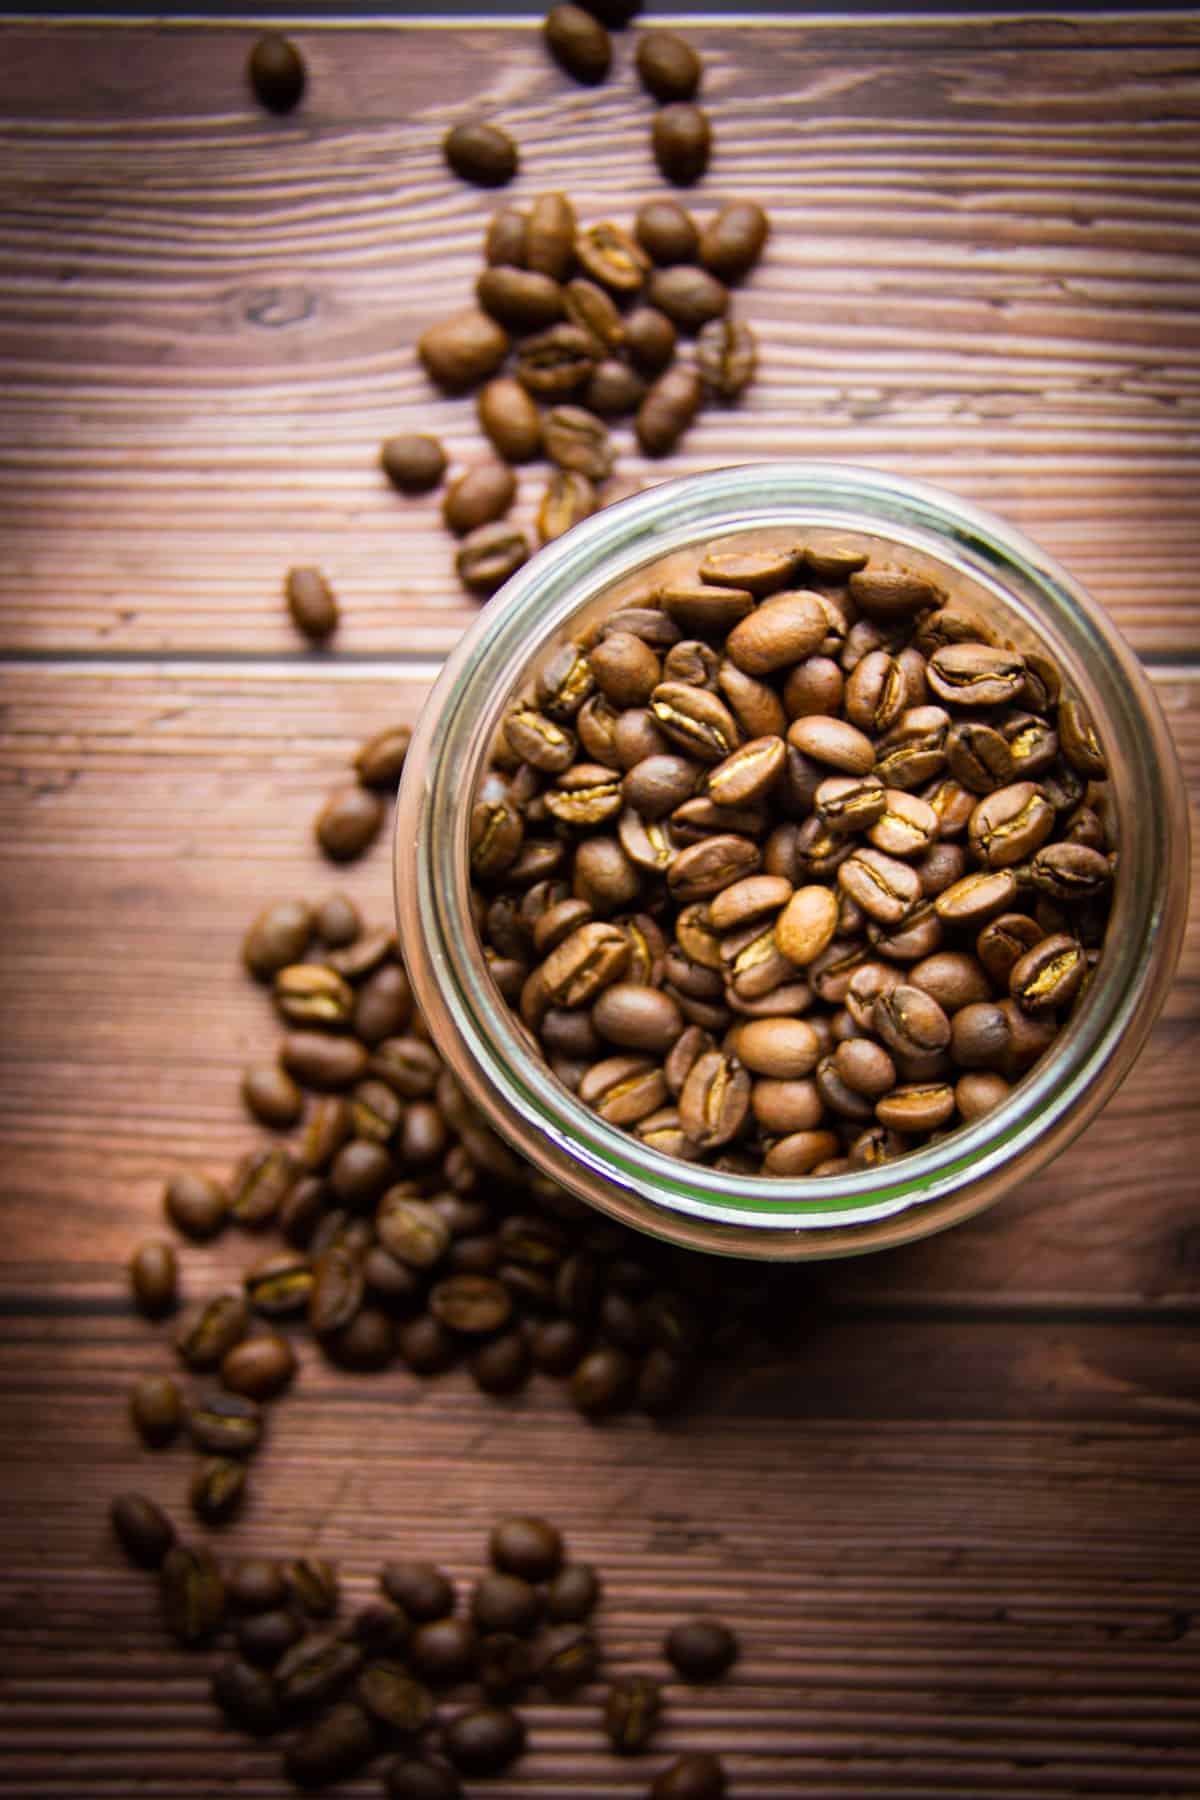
[[2, 11, 1199, 1797]]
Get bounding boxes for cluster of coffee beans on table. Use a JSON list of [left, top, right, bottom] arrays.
[[111, 1499, 737, 1795], [471, 535, 1116, 1175]]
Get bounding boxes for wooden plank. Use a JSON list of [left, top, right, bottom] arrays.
[[0, 664, 1197, 1308], [1, 22, 1199, 655], [2, 1394, 1199, 1797]]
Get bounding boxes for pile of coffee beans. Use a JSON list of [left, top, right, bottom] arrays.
[[110, 1497, 738, 1795], [470, 534, 1116, 1176], [383, 186, 766, 603]]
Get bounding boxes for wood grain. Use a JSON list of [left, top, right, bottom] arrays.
[[2, 17, 1200, 1800], [1, 20, 1199, 655]]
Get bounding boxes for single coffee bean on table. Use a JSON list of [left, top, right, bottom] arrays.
[[544, 3, 612, 84], [652, 103, 712, 185], [381, 433, 446, 494], [636, 30, 702, 103], [248, 32, 305, 113], [443, 121, 519, 187], [285, 566, 338, 643]]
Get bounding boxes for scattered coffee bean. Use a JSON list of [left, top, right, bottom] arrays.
[[651, 1751, 728, 1799], [188, 1391, 263, 1457], [315, 785, 385, 862], [248, 32, 305, 113], [419, 309, 510, 392], [490, 1516, 563, 1583], [606, 1672, 663, 1751], [649, 265, 728, 333], [242, 1064, 304, 1130], [289, 1556, 340, 1619], [130, 1373, 183, 1448], [189, 1455, 247, 1524], [457, 522, 530, 597], [636, 31, 701, 103], [546, 1562, 601, 1621], [443, 121, 518, 188], [212, 1656, 281, 1736], [285, 566, 338, 643], [129, 1240, 178, 1318], [355, 725, 413, 791], [221, 1331, 297, 1400], [228, 1558, 288, 1613], [161, 1543, 225, 1643], [381, 433, 447, 494], [164, 1170, 228, 1240], [478, 376, 542, 463], [381, 1561, 455, 1622], [652, 103, 711, 185], [443, 460, 518, 536], [284, 1700, 375, 1789], [443, 1704, 525, 1776], [665, 1616, 738, 1680], [111, 1491, 176, 1568], [545, 3, 612, 84]]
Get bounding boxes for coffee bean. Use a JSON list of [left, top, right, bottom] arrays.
[[546, 1562, 600, 1621], [575, 221, 650, 297], [651, 1752, 728, 1800], [968, 781, 1056, 868], [695, 316, 756, 399], [129, 1240, 177, 1318], [241, 1064, 304, 1129], [526, 191, 576, 281], [385, 1760, 463, 1800], [160, 1543, 225, 1642], [284, 1701, 375, 1790], [175, 1294, 249, 1371], [222, 1331, 296, 1400], [571, 1344, 636, 1415], [478, 377, 542, 464], [649, 265, 728, 333], [444, 121, 518, 187], [130, 1373, 183, 1448], [665, 1616, 738, 1680], [315, 784, 385, 862], [635, 200, 699, 268], [700, 201, 769, 281], [284, 566, 338, 643], [111, 1491, 175, 1568], [456, 522, 529, 597], [164, 1170, 228, 1240], [211, 1657, 281, 1736], [381, 1561, 455, 1622], [476, 265, 564, 332], [189, 1455, 246, 1525], [443, 460, 518, 537], [282, 1030, 369, 1090], [188, 1390, 263, 1457], [1010, 932, 1087, 1013], [636, 364, 702, 455], [592, 983, 684, 1054], [238, 1607, 303, 1667], [544, 405, 614, 482], [228, 1558, 288, 1613], [419, 309, 510, 392], [539, 469, 597, 542], [606, 1673, 663, 1752], [1030, 841, 1111, 903], [874, 984, 951, 1059], [444, 1705, 525, 1776], [248, 32, 305, 112], [381, 433, 446, 494], [359, 1661, 436, 1734], [734, 1017, 819, 1079], [636, 29, 701, 102], [472, 1571, 542, 1635], [545, 3, 611, 83], [849, 565, 939, 619], [585, 360, 645, 419], [490, 1514, 564, 1580], [429, 1273, 513, 1334], [652, 102, 711, 185]]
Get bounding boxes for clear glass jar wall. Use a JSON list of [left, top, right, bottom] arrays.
[[395, 465, 1189, 1260]]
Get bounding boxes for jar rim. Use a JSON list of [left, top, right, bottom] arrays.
[[396, 462, 1189, 1259]]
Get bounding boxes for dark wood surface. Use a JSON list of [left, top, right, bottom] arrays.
[[1, 15, 1199, 1799]]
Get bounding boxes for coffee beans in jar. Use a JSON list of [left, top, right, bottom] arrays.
[[467, 532, 1116, 1179]]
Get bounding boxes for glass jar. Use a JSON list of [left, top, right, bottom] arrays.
[[394, 463, 1189, 1260]]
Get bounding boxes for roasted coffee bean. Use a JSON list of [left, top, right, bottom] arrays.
[[695, 316, 756, 399], [211, 1657, 281, 1736], [649, 265, 728, 333], [478, 377, 542, 464], [525, 191, 576, 280], [927, 643, 1026, 707], [130, 1373, 183, 1448], [578, 1054, 669, 1124], [221, 1331, 296, 1400], [849, 565, 938, 619], [592, 983, 684, 1053], [875, 1081, 955, 1132], [188, 1391, 263, 1457], [353, 966, 412, 1047], [284, 1701, 375, 1790], [517, 322, 599, 398], [274, 963, 355, 1028], [635, 198, 700, 265], [652, 102, 711, 185], [874, 983, 951, 1059], [909, 949, 990, 1013], [734, 1016, 819, 1078], [727, 592, 826, 676], [349, 1602, 412, 1658], [665, 1617, 738, 1680], [316, 784, 385, 862], [247, 33, 305, 112], [669, 835, 759, 901], [761, 1127, 840, 1175], [564, 276, 626, 351], [636, 364, 702, 455], [476, 265, 564, 334], [381, 433, 446, 495], [443, 460, 517, 536], [419, 309, 510, 395], [276, 1631, 362, 1712], [243, 900, 312, 981], [606, 1673, 663, 1752], [678, 1049, 750, 1146], [539, 1623, 600, 1696], [129, 1240, 177, 1318], [457, 522, 529, 597], [700, 200, 769, 282], [585, 359, 645, 419], [544, 405, 614, 481], [444, 121, 518, 187], [545, 2, 611, 82], [164, 1170, 228, 1240], [359, 1661, 436, 1734], [956, 1070, 1011, 1121], [571, 1344, 637, 1415], [283, 1029, 368, 1090], [228, 1559, 287, 1616], [489, 1514, 563, 1580], [538, 470, 597, 543], [381, 1562, 455, 1624], [968, 781, 1055, 868], [1058, 698, 1106, 777], [444, 1705, 525, 1776], [175, 1294, 249, 1371], [1010, 932, 1087, 1012], [309, 1244, 366, 1335], [576, 221, 651, 296], [385, 1760, 463, 1800], [238, 1606, 304, 1667], [636, 29, 701, 101], [429, 1273, 513, 1334], [285, 565, 338, 643], [1030, 841, 1111, 902], [775, 885, 839, 966], [241, 1063, 304, 1129], [228, 1146, 297, 1229], [651, 1752, 728, 1800], [160, 1543, 225, 1644], [189, 1455, 246, 1525], [618, 309, 675, 381], [111, 1491, 175, 1568], [472, 1571, 542, 1635], [286, 1557, 340, 1621], [933, 868, 1019, 928], [545, 1562, 600, 1622]]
